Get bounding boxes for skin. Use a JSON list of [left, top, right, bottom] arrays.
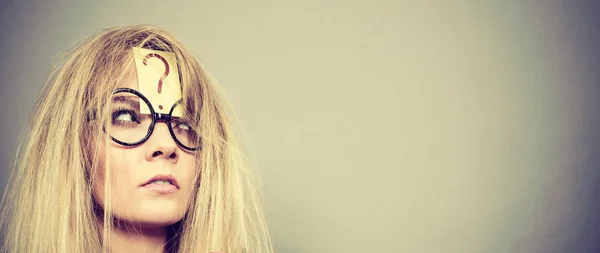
[[92, 64, 197, 253]]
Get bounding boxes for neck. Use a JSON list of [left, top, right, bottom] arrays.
[[97, 217, 171, 253]]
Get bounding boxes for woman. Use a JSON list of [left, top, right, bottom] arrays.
[[0, 25, 273, 253]]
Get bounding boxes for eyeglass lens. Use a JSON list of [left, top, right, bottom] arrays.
[[109, 91, 200, 150]]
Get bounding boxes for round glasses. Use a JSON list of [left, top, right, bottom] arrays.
[[108, 88, 200, 151]]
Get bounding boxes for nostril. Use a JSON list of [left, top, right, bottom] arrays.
[[169, 153, 177, 159], [152, 151, 162, 157]]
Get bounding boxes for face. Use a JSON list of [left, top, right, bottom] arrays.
[[92, 64, 198, 227]]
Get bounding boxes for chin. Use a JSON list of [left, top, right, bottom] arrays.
[[136, 217, 182, 227], [120, 212, 184, 228], [116, 203, 186, 227]]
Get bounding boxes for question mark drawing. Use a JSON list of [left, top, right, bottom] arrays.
[[143, 53, 170, 110]]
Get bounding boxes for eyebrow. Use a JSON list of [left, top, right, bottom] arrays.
[[112, 95, 140, 109]]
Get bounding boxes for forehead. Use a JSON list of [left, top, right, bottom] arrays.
[[118, 63, 139, 90], [133, 48, 182, 115], [114, 60, 183, 117]]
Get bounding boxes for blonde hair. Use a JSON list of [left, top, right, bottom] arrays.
[[0, 25, 273, 253]]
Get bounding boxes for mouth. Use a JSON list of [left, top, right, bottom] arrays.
[[141, 174, 180, 193]]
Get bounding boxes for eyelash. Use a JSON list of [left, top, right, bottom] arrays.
[[111, 107, 140, 126], [173, 121, 191, 131], [110, 107, 196, 137]]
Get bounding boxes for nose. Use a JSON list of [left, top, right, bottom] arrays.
[[144, 122, 178, 163]]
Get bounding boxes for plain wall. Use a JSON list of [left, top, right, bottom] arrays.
[[1, 1, 600, 252]]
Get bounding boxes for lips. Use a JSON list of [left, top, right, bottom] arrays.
[[141, 174, 180, 189]]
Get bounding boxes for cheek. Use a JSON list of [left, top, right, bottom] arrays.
[[175, 153, 200, 208], [91, 169, 105, 207], [90, 142, 137, 208], [90, 143, 107, 206], [90, 138, 199, 224]]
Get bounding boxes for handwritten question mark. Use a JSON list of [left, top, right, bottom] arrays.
[[143, 53, 170, 110]]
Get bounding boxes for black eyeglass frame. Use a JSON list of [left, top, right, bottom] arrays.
[[110, 87, 200, 151]]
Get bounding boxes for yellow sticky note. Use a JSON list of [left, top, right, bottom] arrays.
[[132, 47, 182, 117]]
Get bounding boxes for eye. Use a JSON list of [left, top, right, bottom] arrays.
[[174, 121, 191, 131], [173, 120, 199, 138], [111, 109, 140, 126]]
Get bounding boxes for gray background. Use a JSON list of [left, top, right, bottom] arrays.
[[2, 1, 600, 252]]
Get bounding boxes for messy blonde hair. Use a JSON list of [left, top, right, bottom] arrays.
[[0, 25, 272, 253]]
